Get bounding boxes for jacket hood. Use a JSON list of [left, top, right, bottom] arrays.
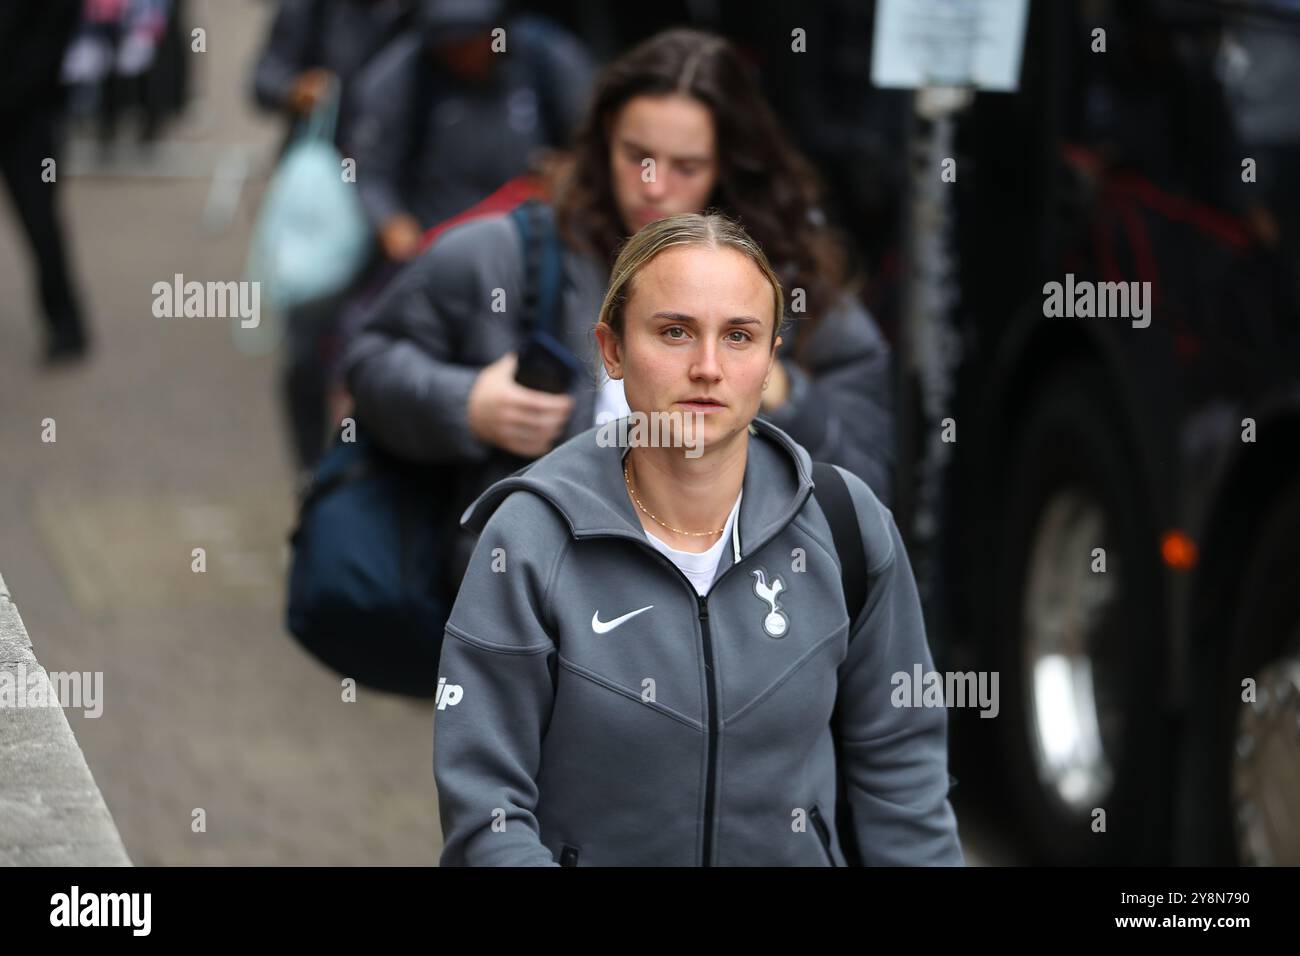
[[460, 416, 816, 560]]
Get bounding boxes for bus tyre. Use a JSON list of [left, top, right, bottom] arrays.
[[995, 365, 1170, 864], [1215, 484, 1300, 866]]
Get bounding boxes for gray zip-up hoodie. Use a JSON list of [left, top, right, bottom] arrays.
[[433, 416, 963, 866]]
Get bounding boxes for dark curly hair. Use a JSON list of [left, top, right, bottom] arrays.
[[548, 28, 854, 363]]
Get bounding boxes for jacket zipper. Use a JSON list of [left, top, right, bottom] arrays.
[[609, 542, 729, 867], [809, 804, 838, 866], [696, 593, 718, 867]]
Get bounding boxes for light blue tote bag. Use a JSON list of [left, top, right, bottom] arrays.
[[247, 85, 372, 312]]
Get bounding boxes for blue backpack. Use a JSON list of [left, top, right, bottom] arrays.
[[285, 201, 565, 697]]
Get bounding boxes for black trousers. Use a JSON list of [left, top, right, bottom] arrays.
[[284, 289, 348, 471], [284, 249, 395, 471], [0, 107, 85, 345]]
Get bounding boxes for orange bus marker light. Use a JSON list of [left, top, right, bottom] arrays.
[[1161, 530, 1198, 571]]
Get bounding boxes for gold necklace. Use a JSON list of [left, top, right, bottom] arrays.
[[623, 462, 726, 537]]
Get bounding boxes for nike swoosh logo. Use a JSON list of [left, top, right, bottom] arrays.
[[591, 605, 654, 634]]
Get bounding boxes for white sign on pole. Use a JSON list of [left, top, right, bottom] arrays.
[[871, 0, 1030, 92]]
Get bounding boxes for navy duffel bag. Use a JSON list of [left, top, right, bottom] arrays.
[[286, 427, 457, 697]]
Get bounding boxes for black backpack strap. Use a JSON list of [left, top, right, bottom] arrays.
[[812, 462, 869, 631], [811, 461, 870, 867], [509, 200, 564, 339]]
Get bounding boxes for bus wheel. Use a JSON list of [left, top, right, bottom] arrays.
[[996, 365, 1169, 863], [1221, 485, 1300, 866]]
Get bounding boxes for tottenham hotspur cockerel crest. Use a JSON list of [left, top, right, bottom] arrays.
[[750, 567, 789, 638]]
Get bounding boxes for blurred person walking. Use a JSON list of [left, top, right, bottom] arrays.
[[251, 0, 416, 471], [278, 0, 592, 692], [344, 28, 895, 593], [0, 0, 91, 364], [347, 0, 595, 263]]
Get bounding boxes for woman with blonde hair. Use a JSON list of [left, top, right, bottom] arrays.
[[433, 212, 962, 866]]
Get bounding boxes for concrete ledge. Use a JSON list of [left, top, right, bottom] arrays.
[[0, 573, 131, 866]]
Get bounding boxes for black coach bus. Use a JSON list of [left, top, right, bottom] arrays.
[[901, 0, 1300, 865]]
